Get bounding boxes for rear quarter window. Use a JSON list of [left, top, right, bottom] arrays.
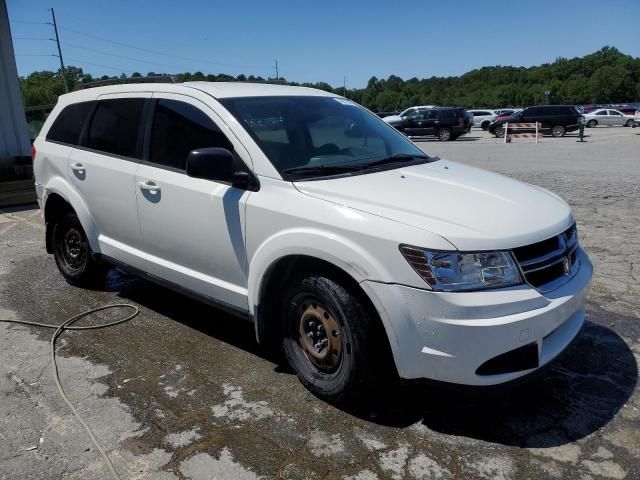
[[46, 101, 95, 145]]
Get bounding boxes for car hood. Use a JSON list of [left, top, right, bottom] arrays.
[[294, 160, 573, 251]]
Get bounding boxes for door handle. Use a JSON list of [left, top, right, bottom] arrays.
[[70, 163, 85, 172], [138, 181, 161, 193]]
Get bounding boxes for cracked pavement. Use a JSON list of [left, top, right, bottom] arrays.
[[1, 127, 639, 479]]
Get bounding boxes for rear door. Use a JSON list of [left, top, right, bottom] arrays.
[[68, 93, 149, 269], [134, 93, 252, 310], [593, 109, 609, 125]]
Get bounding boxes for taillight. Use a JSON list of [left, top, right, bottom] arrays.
[[31, 144, 36, 164]]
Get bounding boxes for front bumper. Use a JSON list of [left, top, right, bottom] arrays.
[[362, 248, 593, 386]]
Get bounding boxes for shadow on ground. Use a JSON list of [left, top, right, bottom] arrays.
[[109, 268, 637, 449]]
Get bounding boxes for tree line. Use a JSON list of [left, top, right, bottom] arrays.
[[19, 46, 640, 112]]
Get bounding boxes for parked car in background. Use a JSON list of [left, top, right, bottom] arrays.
[[583, 109, 635, 127], [376, 111, 400, 118], [468, 109, 497, 130], [489, 105, 582, 137], [613, 107, 637, 116], [494, 109, 518, 116], [391, 107, 472, 141], [382, 105, 437, 127]]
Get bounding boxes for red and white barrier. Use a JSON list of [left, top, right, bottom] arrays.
[[504, 122, 542, 143]]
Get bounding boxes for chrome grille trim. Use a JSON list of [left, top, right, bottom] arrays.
[[512, 223, 579, 292]]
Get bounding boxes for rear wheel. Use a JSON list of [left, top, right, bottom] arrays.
[[437, 127, 452, 141], [494, 126, 505, 138], [53, 212, 105, 286], [625, 119, 633, 127], [551, 125, 566, 137], [281, 272, 382, 403], [587, 120, 597, 128], [481, 121, 490, 130]]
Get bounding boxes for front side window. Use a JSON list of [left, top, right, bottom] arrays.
[[87, 98, 145, 158], [46, 101, 95, 145], [220, 96, 430, 179], [149, 99, 232, 170], [595, 110, 608, 116]]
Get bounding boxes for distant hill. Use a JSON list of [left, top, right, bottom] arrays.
[[19, 46, 640, 111]]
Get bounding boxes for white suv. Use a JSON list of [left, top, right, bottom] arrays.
[[34, 81, 592, 402], [468, 109, 497, 130]]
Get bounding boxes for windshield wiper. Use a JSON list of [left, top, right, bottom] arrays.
[[282, 164, 365, 176], [361, 153, 429, 168]]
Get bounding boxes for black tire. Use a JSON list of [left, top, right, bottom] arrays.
[[625, 119, 633, 127], [551, 125, 566, 137], [437, 127, 452, 141], [281, 272, 383, 403], [52, 212, 105, 286], [494, 126, 505, 138], [587, 120, 597, 128], [481, 121, 490, 130]]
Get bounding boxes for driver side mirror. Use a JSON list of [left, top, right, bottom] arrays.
[[186, 148, 253, 190]]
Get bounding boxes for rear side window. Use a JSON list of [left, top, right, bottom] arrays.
[[87, 98, 145, 158], [149, 99, 232, 170], [46, 101, 95, 145]]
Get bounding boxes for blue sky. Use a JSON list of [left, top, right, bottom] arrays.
[[7, 0, 640, 88]]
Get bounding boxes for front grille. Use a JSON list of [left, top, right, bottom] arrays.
[[512, 223, 578, 291]]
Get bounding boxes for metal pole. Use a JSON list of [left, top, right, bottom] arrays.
[[343, 76, 346, 97], [49, 8, 68, 93], [275, 59, 278, 80], [504, 122, 508, 144]]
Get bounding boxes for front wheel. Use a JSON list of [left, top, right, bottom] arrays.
[[494, 126, 505, 138], [53, 212, 106, 286], [551, 125, 566, 137], [586, 120, 597, 128], [437, 127, 452, 141], [281, 273, 382, 403]]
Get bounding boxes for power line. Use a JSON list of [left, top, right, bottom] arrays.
[[60, 26, 271, 70], [12, 20, 48, 25], [13, 37, 53, 41], [15, 54, 56, 57], [61, 42, 168, 67], [64, 57, 134, 73]]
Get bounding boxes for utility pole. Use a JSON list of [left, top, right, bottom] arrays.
[[274, 59, 279, 80], [49, 8, 68, 93], [343, 76, 346, 97]]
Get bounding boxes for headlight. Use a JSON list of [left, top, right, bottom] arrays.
[[399, 245, 522, 292]]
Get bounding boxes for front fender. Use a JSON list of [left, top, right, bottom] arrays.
[[43, 176, 101, 252], [247, 227, 392, 317]]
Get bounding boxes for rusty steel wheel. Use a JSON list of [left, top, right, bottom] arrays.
[[281, 273, 385, 403], [296, 299, 342, 373]]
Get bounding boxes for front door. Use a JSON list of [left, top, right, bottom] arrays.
[[134, 94, 252, 310]]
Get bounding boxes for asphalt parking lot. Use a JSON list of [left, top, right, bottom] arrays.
[[1, 126, 639, 480]]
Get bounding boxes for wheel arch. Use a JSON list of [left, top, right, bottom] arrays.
[[42, 179, 100, 254]]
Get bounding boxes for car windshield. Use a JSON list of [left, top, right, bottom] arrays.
[[220, 96, 432, 180]]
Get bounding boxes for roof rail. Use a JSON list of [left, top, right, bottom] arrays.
[[72, 75, 180, 91]]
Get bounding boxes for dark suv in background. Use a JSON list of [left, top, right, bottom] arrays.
[[392, 107, 472, 141], [489, 105, 582, 137]]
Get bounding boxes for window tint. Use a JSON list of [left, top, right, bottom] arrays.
[[87, 98, 145, 158], [595, 110, 608, 115], [46, 101, 95, 145], [525, 107, 540, 116], [150, 99, 232, 170], [609, 110, 622, 116], [474, 111, 491, 116]]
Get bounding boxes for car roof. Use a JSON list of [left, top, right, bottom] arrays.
[[56, 81, 336, 104]]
